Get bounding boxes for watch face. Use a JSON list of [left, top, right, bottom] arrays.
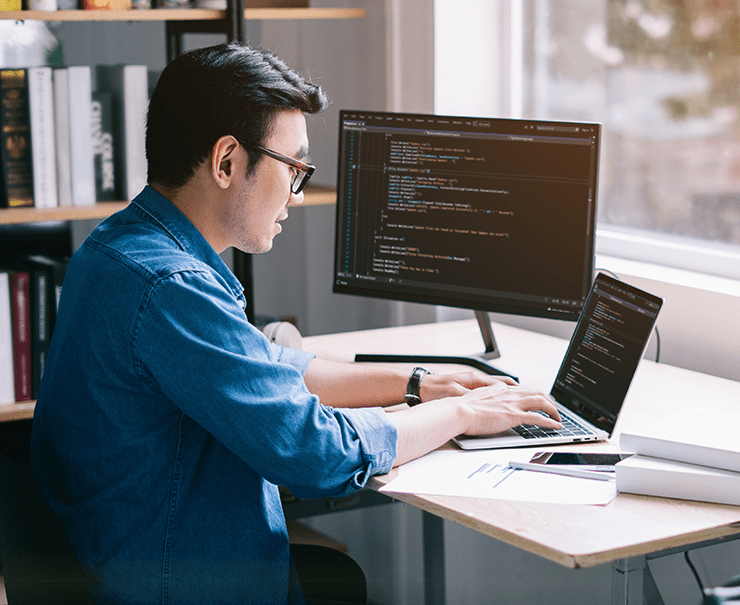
[[405, 394, 422, 407]]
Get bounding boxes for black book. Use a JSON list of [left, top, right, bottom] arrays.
[[0, 69, 34, 209], [91, 92, 117, 201], [22, 255, 69, 398]]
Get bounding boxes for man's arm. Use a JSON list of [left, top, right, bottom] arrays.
[[303, 357, 515, 408], [303, 357, 561, 467]]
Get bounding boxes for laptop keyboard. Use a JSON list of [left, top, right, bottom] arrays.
[[512, 410, 593, 439]]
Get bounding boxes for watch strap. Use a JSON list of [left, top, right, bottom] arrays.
[[405, 366, 431, 406]]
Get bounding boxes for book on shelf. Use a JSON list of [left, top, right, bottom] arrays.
[[91, 92, 118, 201], [615, 454, 740, 507], [28, 0, 58, 10], [96, 65, 148, 201], [27, 66, 58, 209], [53, 66, 96, 207], [25, 254, 68, 319], [82, 0, 132, 8], [620, 410, 740, 474], [0, 272, 15, 404], [1, 256, 68, 404], [0, 0, 22, 11], [9, 270, 32, 402], [0, 69, 34, 209], [24, 255, 68, 398]]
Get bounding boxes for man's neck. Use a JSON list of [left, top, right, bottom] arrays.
[[149, 180, 229, 254]]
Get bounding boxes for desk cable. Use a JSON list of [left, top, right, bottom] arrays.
[[684, 551, 705, 597]]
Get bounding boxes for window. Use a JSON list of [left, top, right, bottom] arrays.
[[434, 0, 740, 281]]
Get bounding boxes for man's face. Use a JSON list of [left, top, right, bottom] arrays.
[[226, 109, 310, 254]]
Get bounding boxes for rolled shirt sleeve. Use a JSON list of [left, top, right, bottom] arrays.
[[134, 267, 397, 498]]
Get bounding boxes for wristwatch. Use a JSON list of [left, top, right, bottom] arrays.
[[405, 367, 432, 407]]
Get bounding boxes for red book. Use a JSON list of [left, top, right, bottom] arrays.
[[10, 271, 32, 402]]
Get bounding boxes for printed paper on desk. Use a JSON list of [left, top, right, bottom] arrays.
[[380, 449, 618, 505]]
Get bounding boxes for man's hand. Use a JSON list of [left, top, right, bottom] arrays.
[[387, 379, 561, 467], [420, 370, 518, 402], [452, 380, 561, 437]]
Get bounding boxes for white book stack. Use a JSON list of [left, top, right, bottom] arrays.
[[617, 410, 740, 505], [53, 66, 96, 207]]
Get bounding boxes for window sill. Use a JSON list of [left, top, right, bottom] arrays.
[[595, 254, 740, 299], [596, 228, 740, 290]]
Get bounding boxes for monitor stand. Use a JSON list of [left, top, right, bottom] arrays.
[[353, 310, 516, 380]]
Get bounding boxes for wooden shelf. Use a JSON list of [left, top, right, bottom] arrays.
[[0, 401, 35, 423], [244, 7, 364, 20], [0, 7, 364, 21], [0, 186, 333, 225], [0, 202, 129, 225]]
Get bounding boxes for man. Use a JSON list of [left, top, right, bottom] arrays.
[[30, 43, 560, 604]]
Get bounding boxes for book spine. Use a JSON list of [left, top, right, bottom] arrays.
[[0, 272, 15, 404], [0, 69, 34, 209], [96, 65, 148, 200], [30, 267, 51, 399], [53, 68, 73, 207], [29, 0, 58, 9], [28, 67, 58, 208], [91, 92, 117, 201], [0, 0, 23, 10], [68, 66, 96, 206], [122, 66, 148, 199], [82, 0, 132, 8], [10, 271, 32, 402]]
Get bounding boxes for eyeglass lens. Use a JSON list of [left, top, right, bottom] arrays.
[[292, 170, 311, 194]]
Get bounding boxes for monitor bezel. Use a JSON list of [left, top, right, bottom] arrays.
[[332, 110, 600, 322]]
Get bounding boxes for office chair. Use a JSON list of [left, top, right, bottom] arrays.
[[0, 452, 94, 605]]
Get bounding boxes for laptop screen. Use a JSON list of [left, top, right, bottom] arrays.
[[550, 273, 663, 432]]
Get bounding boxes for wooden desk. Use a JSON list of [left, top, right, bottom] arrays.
[[304, 319, 740, 605]]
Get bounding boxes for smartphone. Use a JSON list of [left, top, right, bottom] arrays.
[[528, 451, 632, 472]]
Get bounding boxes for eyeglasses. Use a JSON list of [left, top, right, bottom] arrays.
[[256, 145, 315, 195]]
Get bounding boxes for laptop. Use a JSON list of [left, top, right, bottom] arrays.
[[454, 272, 663, 450]]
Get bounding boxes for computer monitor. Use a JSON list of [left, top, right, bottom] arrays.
[[332, 110, 600, 375]]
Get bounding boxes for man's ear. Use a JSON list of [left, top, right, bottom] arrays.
[[211, 135, 242, 189]]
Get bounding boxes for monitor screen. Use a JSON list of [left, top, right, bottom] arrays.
[[333, 110, 600, 323]]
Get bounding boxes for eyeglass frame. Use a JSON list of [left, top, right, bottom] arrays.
[[254, 144, 316, 194]]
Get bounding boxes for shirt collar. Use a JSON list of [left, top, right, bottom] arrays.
[[130, 186, 245, 305]]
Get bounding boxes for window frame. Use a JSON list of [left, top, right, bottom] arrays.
[[431, 0, 740, 286]]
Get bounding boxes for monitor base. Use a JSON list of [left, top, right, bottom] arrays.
[[353, 311, 517, 381]]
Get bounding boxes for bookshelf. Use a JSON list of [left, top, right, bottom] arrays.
[[0, 402, 35, 423], [0, 5, 350, 418], [0, 186, 334, 226], [0, 184, 337, 423], [0, 7, 364, 22]]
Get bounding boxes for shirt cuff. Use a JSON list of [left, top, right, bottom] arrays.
[[340, 407, 398, 483], [271, 344, 316, 376]]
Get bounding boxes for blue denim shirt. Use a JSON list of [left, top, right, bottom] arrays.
[[30, 186, 397, 605]]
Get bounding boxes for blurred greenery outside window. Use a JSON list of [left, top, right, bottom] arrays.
[[516, 1, 740, 278]]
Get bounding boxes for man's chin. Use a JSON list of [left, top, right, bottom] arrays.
[[233, 240, 273, 255]]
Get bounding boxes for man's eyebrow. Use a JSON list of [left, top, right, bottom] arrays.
[[296, 146, 310, 160]]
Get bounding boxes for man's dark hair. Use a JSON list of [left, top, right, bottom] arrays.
[[146, 42, 328, 189]]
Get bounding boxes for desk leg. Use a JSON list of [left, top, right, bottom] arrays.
[[423, 511, 446, 605], [612, 557, 666, 605]]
